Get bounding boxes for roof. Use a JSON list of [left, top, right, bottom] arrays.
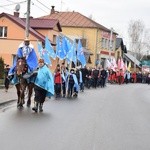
[[123, 45, 127, 53], [124, 53, 141, 67], [0, 13, 45, 41], [40, 11, 115, 33], [116, 38, 127, 53], [116, 38, 123, 49], [0, 12, 62, 43], [22, 18, 62, 31]]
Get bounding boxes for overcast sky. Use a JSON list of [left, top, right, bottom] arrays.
[[1, 0, 150, 50]]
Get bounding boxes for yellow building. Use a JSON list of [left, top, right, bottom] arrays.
[[41, 6, 118, 67]]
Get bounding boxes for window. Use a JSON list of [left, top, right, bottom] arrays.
[[75, 38, 87, 47], [102, 38, 105, 48], [108, 40, 113, 50], [88, 56, 92, 64], [53, 35, 56, 44], [111, 40, 114, 51], [0, 26, 7, 38], [106, 39, 109, 49], [80, 38, 87, 47]]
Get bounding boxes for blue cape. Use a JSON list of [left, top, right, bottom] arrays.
[[66, 73, 79, 92], [34, 65, 54, 97], [9, 47, 38, 75]]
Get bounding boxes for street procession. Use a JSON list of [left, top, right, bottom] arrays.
[[0, 4, 150, 112], [1, 35, 150, 113], [0, 1, 150, 114], [1, 1, 150, 150]]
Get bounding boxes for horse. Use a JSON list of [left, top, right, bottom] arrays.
[[15, 57, 34, 108]]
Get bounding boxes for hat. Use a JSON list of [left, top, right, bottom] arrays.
[[38, 58, 44, 63], [24, 37, 30, 41]]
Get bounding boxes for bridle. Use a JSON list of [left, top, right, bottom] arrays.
[[16, 57, 28, 77]]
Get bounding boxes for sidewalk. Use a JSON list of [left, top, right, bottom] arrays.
[[0, 85, 17, 105]]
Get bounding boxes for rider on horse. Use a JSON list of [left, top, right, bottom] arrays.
[[8, 38, 38, 83]]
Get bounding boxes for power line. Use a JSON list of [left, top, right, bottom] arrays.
[[35, 0, 50, 10], [31, 1, 49, 14], [6, 0, 16, 3]]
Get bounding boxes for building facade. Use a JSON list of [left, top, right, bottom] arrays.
[[0, 12, 62, 70], [41, 6, 118, 68]]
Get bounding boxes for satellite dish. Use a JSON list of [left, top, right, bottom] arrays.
[[15, 4, 20, 12]]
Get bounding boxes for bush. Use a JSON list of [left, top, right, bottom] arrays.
[[0, 57, 4, 79]]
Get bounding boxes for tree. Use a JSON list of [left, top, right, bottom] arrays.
[[128, 20, 145, 60], [143, 29, 150, 51], [0, 57, 4, 79]]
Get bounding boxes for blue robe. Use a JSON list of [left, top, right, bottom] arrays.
[[73, 74, 79, 92], [34, 65, 54, 97], [66, 72, 79, 92], [9, 46, 38, 75]]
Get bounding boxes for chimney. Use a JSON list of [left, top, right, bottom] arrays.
[[14, 12, 19, 17], [51, 6, 55, 14]]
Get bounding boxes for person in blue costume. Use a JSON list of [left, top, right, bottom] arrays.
[[66, 68, 79, 98], [8, 38, 38, 84], [32, 58, 54, 112]]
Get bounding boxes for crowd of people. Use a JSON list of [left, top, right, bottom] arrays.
[[108, 69, 150, 85], [3, 38, 150, 112], [53, 64, 108, 99], [53, 65, 150, 99]]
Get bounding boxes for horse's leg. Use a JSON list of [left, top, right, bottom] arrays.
[[20, 84, 26, 107], [15, 84, 21, 107], [27, 83, 34, 107]]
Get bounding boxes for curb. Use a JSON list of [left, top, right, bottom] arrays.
[[0, 85, 5, 89], [0, 99, 17, 106]]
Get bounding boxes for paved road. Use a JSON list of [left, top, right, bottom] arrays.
[[0, 83, 150, 150], [0, 85, 17, 105]]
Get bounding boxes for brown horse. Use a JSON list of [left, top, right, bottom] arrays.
[[15, 57, 34, 108]]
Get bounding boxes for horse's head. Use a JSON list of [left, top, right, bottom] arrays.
[[16, 57, 28, 76]]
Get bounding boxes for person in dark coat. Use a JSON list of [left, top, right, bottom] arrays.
[[100, 67, 107, 88], [4, 65, 10, 92], [92, 67, 99, 88], [80, 66, 88, 91]]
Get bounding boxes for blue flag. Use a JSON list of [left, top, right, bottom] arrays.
[[56, 36, 66, 60], [38, 42, 52, 66], [56, 36, 61, 58], [62, 36, 70, 55], [45, 36, 56, 60], [77, 39, 86, 67], [66, 40, 72, 64], [66, 40, 77, 65]]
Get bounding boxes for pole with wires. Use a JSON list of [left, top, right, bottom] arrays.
[[109, 27, 113, 61], [25, 0, 31, 38]]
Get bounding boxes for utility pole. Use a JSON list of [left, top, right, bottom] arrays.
[[25, 0, 31, 38], [109, 28, 113, 60]]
